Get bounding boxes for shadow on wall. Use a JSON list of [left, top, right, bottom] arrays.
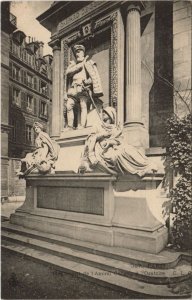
[[149, 1, 173, 147]]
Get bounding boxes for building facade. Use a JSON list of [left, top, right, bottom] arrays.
[[1, 2, 17, 200], [1, 3, 53, 199], [9, 32, 52, 158]]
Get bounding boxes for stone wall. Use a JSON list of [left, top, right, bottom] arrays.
[[1, 30, 10, 199], [141, 2, 155, 131], [1, 69, 9, 125], [1, 30, 10, 129], [1, 31, 9, 66], [173, 0, 192, 116], [1, 156, 9, 198], [8, 158, 26, 198]]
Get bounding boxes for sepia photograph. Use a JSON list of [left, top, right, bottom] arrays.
[[1, 0, 192, 299]]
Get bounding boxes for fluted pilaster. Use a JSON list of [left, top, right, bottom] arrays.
[[125, 4, 142, 124], [51, 40, 61, 137], [123, 2, 149, 148]]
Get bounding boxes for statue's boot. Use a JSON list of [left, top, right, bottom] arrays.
[[77, 125, 85, 130], [67, 98, 75, 130]]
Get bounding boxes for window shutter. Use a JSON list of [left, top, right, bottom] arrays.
[[34, 77, 38, 91], [45, 103, 48, 116], [24, 71, 27, 85], [47, 85, 48, 96], [9, 62, 12, 77], [9, 86, 12, 103], [46, 103, 49, 118], [39, 99, 42, 117], [33, 98, 37, 115], [23, 122, 26, 144], [12, 65, 15, 78], [21, 69, 24, 83], [21, 92, 26, 110]]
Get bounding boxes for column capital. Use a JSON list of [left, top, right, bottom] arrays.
[[49, 39, 61, 51], [126, 1, 145, 14]]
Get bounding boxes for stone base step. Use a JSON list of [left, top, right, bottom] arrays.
[[2, 239, 191, 298], [2, 222, 191, 269], [2, 222, 192, 297]]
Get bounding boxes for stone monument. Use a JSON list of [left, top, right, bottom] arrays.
[[10, 1, 168, 254]]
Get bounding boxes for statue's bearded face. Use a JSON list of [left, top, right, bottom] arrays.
[[75, 49, 85, 62]]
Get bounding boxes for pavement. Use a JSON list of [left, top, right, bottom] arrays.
[[1, 201, 145, 299], [1, 200, 23, 219], [1, 246, 146, 299], [1, 201, 191, 299]]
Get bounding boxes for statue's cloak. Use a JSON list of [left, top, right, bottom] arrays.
[[66, 59, 103, 97]]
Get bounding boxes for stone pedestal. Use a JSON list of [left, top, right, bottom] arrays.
[[55, 127, 93, 173], [10, 172, 168, 254]]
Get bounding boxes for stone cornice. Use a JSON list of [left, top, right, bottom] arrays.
[[49, 39, 61, 51], [10, 77, 50, 101], [36, 2, 71, 31], [27, 173, 117, 182], [10, 53, 52, 83], [49, 1, 123, 42], [1, 156, 9, 160], [1, 123, 12, 133], [57, 2, 106, 32], [1, 62, 10, 71]]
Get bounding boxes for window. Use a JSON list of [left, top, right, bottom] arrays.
[[40, 64, 47, 76], [19, 47, 22, 59], [23, 71, 27, 85], [40, 81, 48, 96], [13, 88, 21, 106], [25, 125, 33, 143], [27, 73, 33, 88], [40, 101, 47, 117], [33, 56, 36, 68], [9, 63, 12, 77], [33, 77, 38, 90], [23, 49, 27, 62], [12, 64, 20, 81], [27, 53, 32, 65], [12, 42, 20, 57], [26, 94, 33, 110], [9, 119, 17, 142]]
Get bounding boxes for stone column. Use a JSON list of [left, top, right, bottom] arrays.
[[50, 40, 61, 138], [124, 2, 149, 148], [125, 3, 142, 124]]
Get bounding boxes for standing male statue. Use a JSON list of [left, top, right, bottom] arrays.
[[64, 44, 103, 130]]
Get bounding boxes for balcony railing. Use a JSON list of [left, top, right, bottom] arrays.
[[9, 13, 17, 27]]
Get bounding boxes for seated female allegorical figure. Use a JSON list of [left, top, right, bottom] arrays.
[[79, 106, 157, 176], [17, 122, 59, 178]]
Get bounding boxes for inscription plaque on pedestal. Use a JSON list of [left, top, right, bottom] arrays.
[[37, 186, 104, 215]]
